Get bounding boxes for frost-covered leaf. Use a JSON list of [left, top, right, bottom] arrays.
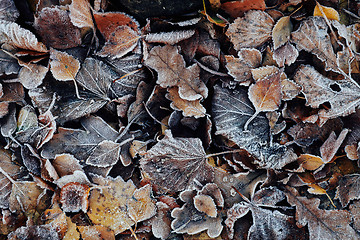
[[0, 0, 19, 21], [50, 48, 80, 81], [69, 0, 94, 29], [320, 129, 348, 163], [291, 17, 339, 72], [272, 16, 292, 50], [97, 26, 140, 59], [273, 41, 299, 67], [52, 154, 83, 177], [60, 182, 90, 212], [140, 130, 214, 193], [8, 225, 59, 240], [77, 225, 115, 240], [75, 58, 120, 100], [18, 63, 48, 89], [225, 48, 262, 86], [85, 140, 121, 167], [0, 20, 47, 52], [145, 30, 195, 45], [167, 87, 206, 118], [226, 10, 274, 50], [313, 3, 339, 21], [34, 7, 81, 49], [9, 181, 43, 213], [144, 44, 207, 101], [0, 49, 20, 75], [193, 194, 217, 217], [335, 174, 360, 207], [285, 186, 357, 240], [41, 115, 118, 160], [294, 65, 360, 125], [127, 184, 156, 222], [212, 84, 296, 169], [171, 189, 223, 238]]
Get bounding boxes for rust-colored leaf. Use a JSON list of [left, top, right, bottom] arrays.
[[50, 48, 80, 81], [221, 0, 266, 18]]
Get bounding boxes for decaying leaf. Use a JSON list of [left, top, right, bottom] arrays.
[[60, 182, 90, 212], [50, 48, 80, 82], [88, 175, 155, 234], [272, 16, 292, 50], [144, 44, 207, 101], [225, 48, 262, 86], [294, 65, 360, 125], [85, 140, 121, 167], [167, 87, 206, 118], [320, 129, 348, 163], [145, 30, 195, 45], [212, 84, 296, 169], [9, 181, 43, 213], [69, 0, 94, 30], [34, 7, 81, 49], [285, 186, 357, 240], [77, 225, 115, 240], [273, 42, 299, 67], [291, 17, 339, 73], [314, 3, 340, 21], [0, 49, 21, 75], [221, 0, 266, 18], [226, 10, 274, 50], [97, 26, 140, 59], [140, 130, 214, 193], [335, 174, 360, 207]]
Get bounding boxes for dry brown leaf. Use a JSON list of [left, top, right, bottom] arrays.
[[193, 194, 217, 217], [93, 12, 139, 40], [225, 48, 262, 86], [245, 70, 282, 129], [145, 45, 207, 101], [50, 48, 80, 81], [127, 184, 156, 222], [285, 186, 356, 240], [272, 16, 292, 50], [77, 225, 115, 240], [9, 181, 43, 213], [291, 17, 339, 73], [60, 182, 90, 212], [335, 174, 360, 207], [226, 10, 274, 50], [298, 154, 324, 171], [34, 7, 81, 49], [69, 0, 94, 30], [0, 20, 47, 52], [145, 30, 195, 45], [52, 154, 83, 177], [140, 130, 214, 193], [221, 0, 265, 18], [273, 42, 299, 67], [97, 26, 140, 59], [167, 87, 206, 118], [320, 129, 348, 163], [293, 65, 360, 125]]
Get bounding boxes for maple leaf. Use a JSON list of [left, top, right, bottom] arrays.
[[285, 186, 358, 240], [291, 17, 340, 73], [212, 84, 296, 169], [226, 10, 274, 50], [87, 175, 156, 234], [144, 44, 207, 101], [140, 130, 214, 193], [293, 65, 360, 125]]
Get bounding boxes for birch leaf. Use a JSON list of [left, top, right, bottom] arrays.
[[69, 0, 94, 29], [50, 48, 80, 81]]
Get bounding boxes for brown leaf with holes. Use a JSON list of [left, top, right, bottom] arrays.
[[144, 44, 207, 101], [50, 48, 80, 82], [167, 87, 206, 118], [226, 10, 274, 50]]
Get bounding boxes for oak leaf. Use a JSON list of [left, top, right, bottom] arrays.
[[144, 44, 207, 101], [293, 65, 360, 125], [226, 10, 274, 50], [140, 130, 214, 193]]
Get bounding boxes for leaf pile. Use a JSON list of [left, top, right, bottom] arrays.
[[1, 0, 360, 239]]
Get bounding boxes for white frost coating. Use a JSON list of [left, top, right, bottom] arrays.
[[145, 30, 195, 45], [56, 170, 91, 188]]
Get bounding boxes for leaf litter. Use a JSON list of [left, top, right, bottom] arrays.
[[1, 0, 360, 239]]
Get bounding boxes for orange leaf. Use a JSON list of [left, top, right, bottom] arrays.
[[221, 0, 266, 18], [314, 3, 339, 21], [298, 154, 324, 171]]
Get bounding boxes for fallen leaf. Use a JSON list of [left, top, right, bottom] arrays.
[[145, 30, 195, 45], [194, 195, 217, 217], [273, 42, 299, 67], [127, 184, 156, 222], [52, 154, 83, 177], [0, 49, 21, 75], [140, 130, 214, 193], [8, 225, 59, 240], [9, 181, 43, 213], [69, 0, 94, 30], [212, 84, 296, 169], [272, 16, 292, 50], [298, 154, 324, 171], [293, 65, 360, 125], [17, 63, 48, 89], [225, 48, 262, 86], [85, 140, 121, 167], [77, 225, 115, 240], [34, 7, 81, 49], [226, 10, 274, 50], [291, 17, 339, 73], [221, 0, 266, 18], [0, 0, 19, 21], [166, 87, 206, 118], [145, 45, 207, 101], [335, 174, 360, 207], [314, 3, 340, 21], [285, 186, 357, 240], [0, 20, 47, 52], [349, 200, 360, 232], [50, 48, 80, 82], [320, 129, 348, 163], [60, 182, 90, 212]]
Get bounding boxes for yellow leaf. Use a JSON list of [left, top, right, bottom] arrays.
[[297, 154, 324, 171], [314, 3, 339, 21]]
